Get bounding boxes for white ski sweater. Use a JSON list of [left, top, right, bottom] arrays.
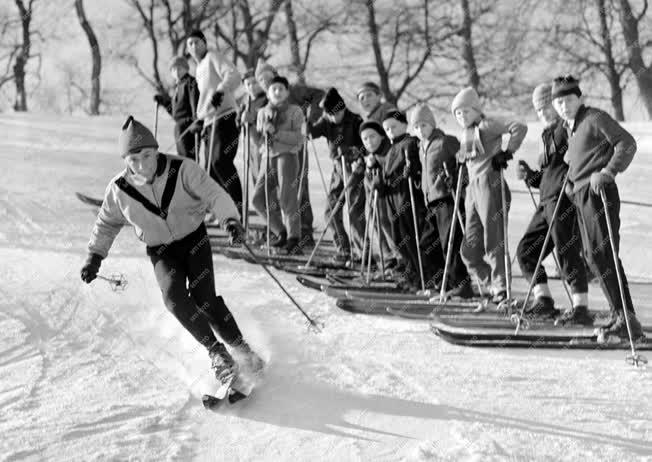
[[195, 50, 241, 123]]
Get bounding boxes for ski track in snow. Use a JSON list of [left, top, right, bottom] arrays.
[[1, 113, 652, 461]]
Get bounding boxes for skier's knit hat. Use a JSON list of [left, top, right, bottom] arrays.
[[356, 81, 381, 97], [119, 116, 158, 158], [269, 75, 289, 89], [188, 30, 206, 44], [532, 83, 553, 111], [359, 120, 385, 137], [169, 56, 189, 70], [451, 87, 482, 116], [409, 104, 436, 127], [382, 109, 407, 125], [255, 59, 277, 79], [320, 88, 346, 114], [551, 75, 582, 99]]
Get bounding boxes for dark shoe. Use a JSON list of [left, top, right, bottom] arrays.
[[333, 251, 350, 263], [385, 258, 398, 270], [285, 237, 304, 255], [270, 230, 287, 248], [555, 305, 594, 326], [597, 311, 645, 343], [301, 234, 315, 247], [447, 282, 475, 300], [525, 296, 560, 320], [208, 341, 238, 385]]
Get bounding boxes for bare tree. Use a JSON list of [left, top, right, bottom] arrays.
[[615, 0, 652, 119], [124, 0, 165, 94], [13, 0, 36, 111], [74, 0, 101, 115]]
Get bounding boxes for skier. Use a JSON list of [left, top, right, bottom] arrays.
[[252, 75, 305, 254], [551, 75, 645, 341], [308, 88, 366, 263], [153, 56, 200, 159], [380, 110, 438, 291], [80, 116, 263, 388], [356, 81, 397, 123], [516, 83, 589, 321], [186, 29, 243, 216], [239, 69, 268, 181], [451, 87, 528, 303], [410, 104, 473, 298]]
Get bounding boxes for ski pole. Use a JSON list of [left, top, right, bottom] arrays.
[[97, 273, 128, 291], [340, 152, 354, 263], [600, 189, 647, 367], [242, 122, 250, 230], [241, 241, 321, 332], [309, 138, 329, 199], [525, 183, 574, 309], [404, 149, 426, 292], [194, 133, 199, 163], [264, 132, 271, 257], [374, 190, 386, 280], [297, 106, 311, 202], [514, 173, 570, 333], [439, 166, 465, 304], [207, 122, 217, 174], [444, 162, 465, 237], [499, 169, 512, 304], [154, 102, 159, 139], [366, 190, 378, 284], [305, 173, 359, 268], [163, 123, 196, 153], [360, 187, 372, 279]]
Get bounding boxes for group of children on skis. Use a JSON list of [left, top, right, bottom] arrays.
[[80, 29, 645, 390]]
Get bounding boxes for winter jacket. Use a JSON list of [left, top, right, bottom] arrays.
[[256, 101, 304, 157], [564, 105, 636, 192], [459, 115, 528, 180], [363, 101, 397, 123], [160, 74, 199, 126], [524, 118, 569, 203], [419, 129, 460, 203], [195, 50, 241, 122], [308, 109, 364, 160], [288, 84, 324, 123], [88, 153, 239, 258], [383, 134, 422, 193]]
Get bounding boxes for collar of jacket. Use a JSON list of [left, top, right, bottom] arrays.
[[570, 105, 589, 133], [391, 133, 408, 144], [155, 154, 167, 177], [269, 99, 289, 112]]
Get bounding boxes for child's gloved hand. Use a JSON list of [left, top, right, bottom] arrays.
[[210, 91, 224, 109], [491, 150, 512, 171], [517, 160, 535, 182], [590, 170, 614, 195]]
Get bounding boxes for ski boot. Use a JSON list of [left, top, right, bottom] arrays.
[[232, 340, 265, 377], [208, 341, 238, 387], [595, 311, 646, 344], [524, 296, 560, 320], [285, 237, 304, 255], [555, 305, 593, 326], [270, 230, 287, 248], [446, 282, 475, 300]]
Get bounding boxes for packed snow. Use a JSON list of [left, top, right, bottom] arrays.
[[1, 113, 651, 461]]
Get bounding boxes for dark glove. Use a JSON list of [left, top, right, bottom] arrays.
[[80, 253, 103, 284], [225, 218, 245, 245], [210, 91, 224, 109], [371, 173, 386, 196], [491, 150, 513, 171], [154, 93, 171, 107], [590, 170, 614, 195], [517, 160, 535, 183], [189, 119, 204, 135]]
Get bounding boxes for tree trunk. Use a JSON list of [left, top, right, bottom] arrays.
[[596, 0, 624, 120], [460, 0, 480, 91], [13, 0, 32, 112], [616, 0, 652, 119], [284, 0, 305, 84], [74, 0, 102, 115], [364, 0, 395, 104]]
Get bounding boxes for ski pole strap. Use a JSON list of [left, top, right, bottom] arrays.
[[115, 157, 183, 220]]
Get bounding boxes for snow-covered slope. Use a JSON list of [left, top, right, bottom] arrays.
[[1, 113, 651, 461]]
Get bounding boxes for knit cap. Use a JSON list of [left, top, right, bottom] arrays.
[[451, 87, 482, 116], [532, 83, 553, 111], [551, 75, 582, 99], [320, 88, 346, 114], [188, 30, 206, 44], [169, 56, 189, 70], [119, 116, 158, 158], [409, 104, 436, 127], [255, 59, 277, 79], [356, 81, 381, 97], [359, 120, 385, 136], [382, 109, 407, 125], [269, 75, 289, 89]]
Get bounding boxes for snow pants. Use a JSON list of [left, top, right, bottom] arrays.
[[147, 224, 243, 350], [572, 183, 635, 316], [252, 152, 301, 239], [326, 159, 366, 256], [460, 171, 511, 294], [516, 193, 588, 294], [203, 113, 243, 216]]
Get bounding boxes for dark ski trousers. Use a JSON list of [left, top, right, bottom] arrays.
[[147, 224, 243, 350], [326, 159, 366, 256], [421, 197, 469, 290], [174, 120, 197, 160], [572, 184, 634, 315], [204, 112, 243, 216], [386, 183, 437, 289], [516, 194, 588, 293]]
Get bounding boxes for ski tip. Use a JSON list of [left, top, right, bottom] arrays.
[[202, 394, 224, 410], [228, 389, 249, 404]]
